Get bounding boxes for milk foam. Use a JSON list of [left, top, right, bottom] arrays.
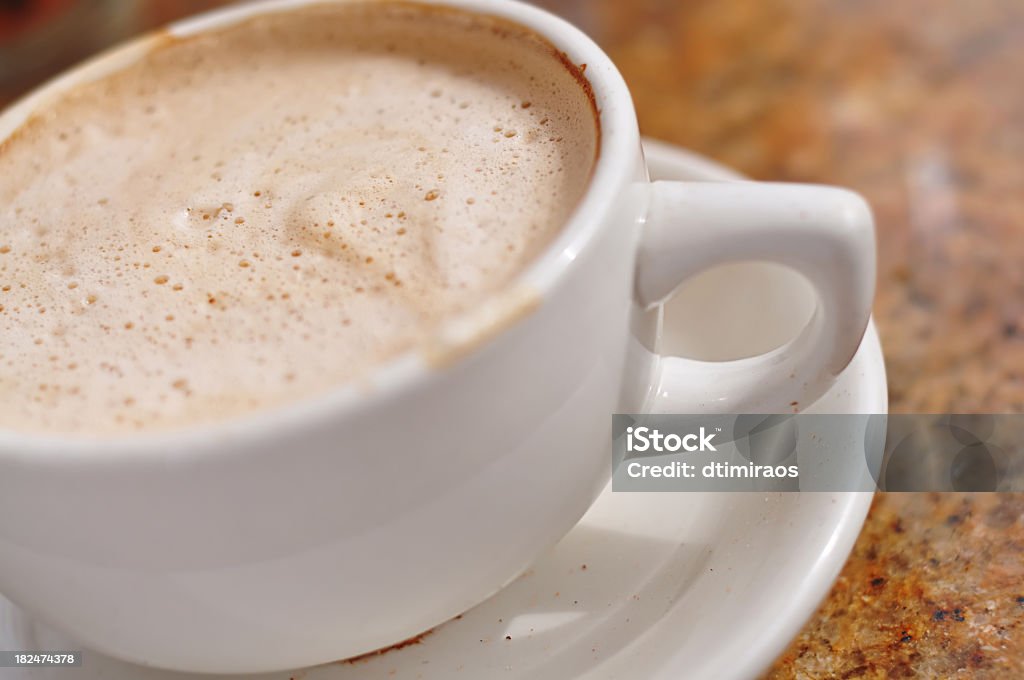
[[0, 3, 599, 435]]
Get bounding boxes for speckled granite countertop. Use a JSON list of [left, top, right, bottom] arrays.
[[533, 0, 1023, 676], [3, 0, 1022, 677]]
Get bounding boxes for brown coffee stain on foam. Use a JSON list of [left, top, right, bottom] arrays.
[[421, 285, 542, 370], [546, 48, 600, 170]]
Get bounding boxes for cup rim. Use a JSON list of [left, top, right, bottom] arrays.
[[0, 0, 640, 457]]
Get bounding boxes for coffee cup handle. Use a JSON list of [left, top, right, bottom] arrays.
[[635, 180, 876, 413]]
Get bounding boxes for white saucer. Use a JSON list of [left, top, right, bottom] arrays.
[[0, 140, 887, 680]]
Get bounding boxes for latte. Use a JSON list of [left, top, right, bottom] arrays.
[[0, 2, 599, 435]]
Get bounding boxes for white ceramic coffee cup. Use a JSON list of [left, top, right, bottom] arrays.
[[0, 0, 875, 672]]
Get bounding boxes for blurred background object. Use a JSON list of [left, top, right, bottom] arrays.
[[1, 0, 1021, 678], [0, 0, 141, 94]]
